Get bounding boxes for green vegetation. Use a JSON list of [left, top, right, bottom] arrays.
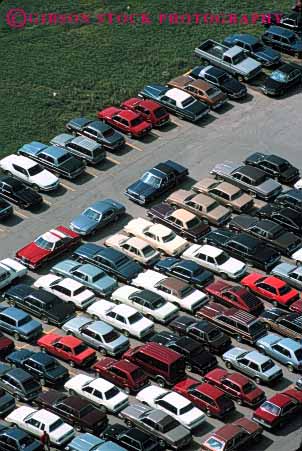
[[0, 0, 291, 156]]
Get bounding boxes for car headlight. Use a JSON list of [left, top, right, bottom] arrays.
[[139, 195, 146, 201]]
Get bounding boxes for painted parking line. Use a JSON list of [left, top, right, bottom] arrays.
[[149, 131, 161, 138], [0, 227, 6, 233], [170, 119, 183, 127], [43, 199, 52, 206], [126, 142, 144, 152], [45, 327, 58, 334], [106, 156, 120, 165], [16, 344, 28, 349], [183, 69, 192, 76], [15, 210, 29, 219], [60, 182, 76, 192], [85, 168, 98, 177]]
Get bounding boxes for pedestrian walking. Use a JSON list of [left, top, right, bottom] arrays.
[[40, 430, 51, 450]]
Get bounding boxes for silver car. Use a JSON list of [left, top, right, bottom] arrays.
[[222, 347, 283, 384], [256, 334, 302, 372], [62, 315, 129, 356], [50, 133, 106, 165], [210, 161, 282, 201], [271, 262, 302, 290]]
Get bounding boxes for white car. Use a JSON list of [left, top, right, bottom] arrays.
[[5, 406, 75, 446], [136, 385, 205, 430], [0, 155, 59, 192], [87, 300, 154, 338], [0, 258, 27, 289], [294, 178, 302, 190], [34, 274, 95, 309], [183, 244, 247, 280], [291, 247, 302, 264], [158, 88, 210, 121], [105, 232, 160, 266], [111, 285, 179, 324], [124, 217, 189, 256], [132, 270, 208, 313], [64, 374, 129, 413]]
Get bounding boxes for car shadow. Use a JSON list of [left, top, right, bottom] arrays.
[[234, 92, 254, 103], [194, 114, 217, 128], [1, 214, 23, 226], [193, 421, 215, 437], [249, 435, 274, 451], [272, 377, 293, 391], [114, 144, 133, 156], [140, 133, 158, 144], [46, 185, 68, 197], [213, 102, 234, 115], [97, 159, 118, 171], [72, 172, 95, 186], [224, 410, 244, 422], [180, 176, 199, 191], [274, 414, 302, 436], [31, 203, 51, 214], [157, 122, 178, 132]]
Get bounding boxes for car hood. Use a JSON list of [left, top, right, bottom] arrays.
[[256, 47, 280, 61], [220, 257, 246, 275], [71, 214, 97, 233], [258, 178, 281, 196], [48, 364, 69, 380], [31, 170, 58, 188], [126, 180, 157, 198], [17, 243, 49, 263], [235, 57, 261, 74], [222, 77, 247, 93], [272, 262, 295, 277]]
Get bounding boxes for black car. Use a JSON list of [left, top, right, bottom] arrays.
[[262, 25, 302, 56], [244, 152, 300, 184], [274, 189, 302, 213], [169, 315, 231, 354], [203, 229, 281, 271], [125, 160, 189, 205], [102, 423, 161, 451], [6, 349, 69, 386], [0, 176, 43, 209], [264, 11, 302, 34], [256, 204, 302, 235], [189, 65, 247, 99], [228, 215, 301, 256], [66, 117, 125, 151], [0, 198, 13, 220], [153, 257, 214, 288], [72, 243, 142, 283], [0, 367, 41, 402], [0, 425, 43, 451], [261, 63, 302, 96], [150, 333, 218, 375], [35, 390, 108, 434], [3, 284, 76, 327]]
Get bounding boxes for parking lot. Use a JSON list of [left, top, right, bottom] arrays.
[[0, 78, 302, 450]]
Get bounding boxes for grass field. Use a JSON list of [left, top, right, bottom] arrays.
[[0, 0, 292, 156]]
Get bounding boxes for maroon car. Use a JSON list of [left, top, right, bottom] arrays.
[[205, 280, 264, 315], [173, 377, 235, 418], [121, 98, 170, 127], [93, 357, 149, 394], [204, 368, 266, 408], [0, 333, 14, 358]]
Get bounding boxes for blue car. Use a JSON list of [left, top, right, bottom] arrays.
[[65, 432, 126, 451], [0, 425, 43, 451], [70, 199, 125, 236], [0, 198, 13, 220], [0, 306, 42, 341], [0, 385, 15, 416], [72, 244, 142, 283], [256, 334, 302, 372]]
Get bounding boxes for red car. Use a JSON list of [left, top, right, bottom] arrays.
[[253, 388, 302, 429], [205, 280, 264, 315], [0, 333, 14, 358], [97, 107, 152, 138], [93, 357, 149, 394], [121, 98, 170, 128], [37, 334, 96, 368], [290, 299, 302, 313], [173, 377, 235, 419], [15, 225, 80, 270], [203, 368, 266, 408], [241, 273, 299, 308]]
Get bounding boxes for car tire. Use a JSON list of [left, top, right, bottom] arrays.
[[255, 377, 261, 385], [40, 347, 46, 353], [127, 132, 133, 138], [220, 272, 228, 280], [40, 378, 46, 386], [206, 409, 212, 417], [236, 335, 242, 343], [126, 420, 133, 427], [15, 394, 21, 402], [32, 184, 40, 192], [287, 364, 294, 372], [42, 316, 49, 324], [186, 364, 192, 372], [14, 332, 20, 341], [156, 376, 166, 387], [159, 440, 166, 448], [147, 314, 154, 322], [122, 329, 130, 337], [258, 347, 265, 355], [225, 361, 232, 369], [236, 398, 243, 405], [7, 298, 15, 306], [272, 301, 279, 307], [75, 423, 82, 432], [69, 389, 76, 396]]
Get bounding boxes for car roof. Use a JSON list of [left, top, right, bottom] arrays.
[[86, 200, 115, 215], [264, 276, 287, 288], [138, 289, 163, 302], [79, 264, 103, 276], [41, 146, 68, 159], [282, 189, 302, 201], [172, 209, 196, 222], [217, 181, 241, 195], [58, 278, 83, 290], [149, 223, 174, 238], [278, 337, 301, 352], [8, 367, 33, 382], [33, 409, 60, 424], [114, 304, 137, 317], [64, 395, 91, 410], [166, 88, 192, 102], [205, 65, 226, 77], [201, 244, 223, 258], [88, 321, 113, 334], [246, 350, 270, 364], [127, 237, 152, 250], [267, 25, 295, 37], [236, 165, 266, 180], [164, 392, 188, 408], [72, 136, 100, 150], [8, 155, 38, 169], [193, 193, 216, 207], [234, 34, 259, 44], [90, 378, 113, 390], [2, 307, 29, 320], [58, 336, 82, 348], [161, 277, 188, 291]]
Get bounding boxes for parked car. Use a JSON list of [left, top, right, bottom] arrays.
[[260, 308, 302, 340], [256, 334, 302, 372], [105, 233, 160, 266], [50, 133, 106, 165], [124, 160, 189, 205], [121, 97, 170, 127], [87, 300, 154, 339], [274, 188, 302, 212], [0, 198, 12, 220], [262, 25, 302, 56], [136, 386, 205, 430], [166, 190, 232, 226], [167, 75, 227, 109], [6, 349, 68, 386], [97, 107, 152, 138], [102, 423, 161, 451], [147, 203, 210, 243], [210, 161, 282, 200], [0, 259, 27, 290], [264, 11, 302, 34], [69, 199, 125, 236], [131, 270, 208, 313], [173, 378, 235, 418], [241, 273, 300, 308], [0, 367, 41, 402], [292, 247, 302, 264], [64, 375, 129, 413], [35, 390, 108, 434], [64, 433, 125, 451], [15, 225, 80, 270], [138, 84, 210, 122], [204, 368, 266, 407], [0, 176, 43, 209], [0, 155, 59, 192], [297, 377, 302, 390], [0, 385, 15, 416], [222, 347, 283, 384], [245, 152, 300, 184], [188, 65, 247, 99], [17, 142, 86, 180], [37, 334, 96, 368], [272, 262, 302, 290], [3, 283, 76, 326], [72, 243, 142, 283], [0, 425, 43, 451], [0, 306, 42, 342], [205, 280, 264, 315], [5, 406, 75, 446], [119, 404, 192, 449], [66, 117, 125, 151], [182, 244, 247, 280], [111, 286, 179, 324], [0, 334, 14, 358], [94, 357, 149, 394], [51, 260, 118, 296], [256, 204, 302, 235], [192, 177, 254, 213]]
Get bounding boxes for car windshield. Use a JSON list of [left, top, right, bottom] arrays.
[[233, 52, 245, 64], [271, 70, 288, 83], [207, 201, 219, 212], [92, 272, 106, 282], [205, 438, 224, 451], [18, 316, 31, 327], [49, 418, 64, 432], [242, 381, 256, 393], [141, 172, 161, 188], [73, 286, 86, 296], [23, 379, 39, 391], [171, 358, 186, 375], [179, 403, 193, 415], [215, 253, 229, 265], [103, 128, 114, 137], [28, 164, 43, 176], [102, 330, 119, 343], [162, 232, 176, 243], [182, 97, 195, 107], [45, 361, 57, 371], [73, 343, 88, 354], [128, 312, 143, 324], [279, 285, 291, 295], [295, 349, 302, 360], [186, 217, 201, 229], [154, 107, 167, 118], [57, 154, 71, 165], [179, 286, 194, 298], [151, 298, 166, 309], [251, 42, 264, 51], [279, 162, 289, 171], [83, 208, 101, 222], [206, 87, 219, 96], [261, 401, 281, 416], [208, 329, 222, 340], [162, 417, 179, 432], [249, 322, 266, 335], [78, 405, 93, 417], [35, 237, 54, 251], [115, 256, 129, 267], [218, 73, 231, 83], [104, 386, 119, 399], [131, 367, 145, 380], [261, 359, 275, 372], [131, 117, 144, 126], [142, 245, 157, 257], [230, 190, 243, 200]]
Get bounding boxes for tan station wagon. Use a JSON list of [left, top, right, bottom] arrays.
[[166, 189, 232, 226], [167, 75, 228, 109], [193, 177, 254, 213]]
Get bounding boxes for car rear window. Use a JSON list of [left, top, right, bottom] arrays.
[[128, 312, 143, 324], [182, 97, 195, 108], [57, 154, 71, 165], [103, 330, 119, 343], [28, 164, 43, 176], [242, 381, 256, 393], [295, 349, 302, 360], [23, 379, 40, 391], [154, 107, 167, 118], [73, 343, 88, 354], [131, 117, 144, 127], [261, 359, 275, 372], [49, 418, 64, 432], [103, 128, 114, 137], [249, 322, 266, 336], [131, 367, 145, 380], [104, 386, 119, 399]]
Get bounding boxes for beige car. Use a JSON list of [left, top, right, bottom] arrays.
[[192, 177, 255, 213], [124, 217, 189, 256], [166, 189, 232, 226], [104, 233, 160, 266]]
